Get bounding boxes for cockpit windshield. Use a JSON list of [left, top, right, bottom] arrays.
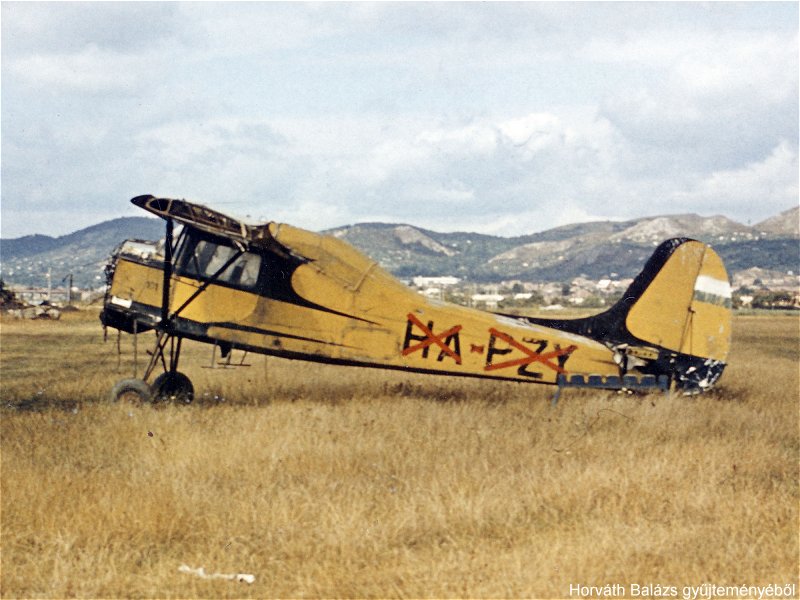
[[176, 230, 262, 291]]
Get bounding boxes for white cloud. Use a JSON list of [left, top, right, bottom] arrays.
[[671, 33, 798, 105], [281, 111, 629, 232], [1, 2, 182, 55], [179, 3, 341, 57], [8, 45, 150, 94], [1, 2, 797, 238], [416, 124, 499, 156], [596, 28, 798, 174], [675, 141, 799, 215], [135, 119, 286, 165]]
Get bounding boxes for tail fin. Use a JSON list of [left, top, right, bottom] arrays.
[[525, 238, 732, 391], [622, 238, 731, 361]]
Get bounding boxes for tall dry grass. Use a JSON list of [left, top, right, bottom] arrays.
[[1, 310, 798, 598]]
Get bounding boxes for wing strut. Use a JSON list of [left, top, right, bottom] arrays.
[[161, 218, 174, 327], [165, 247, 244, 325], [143, 233, 245, 384]]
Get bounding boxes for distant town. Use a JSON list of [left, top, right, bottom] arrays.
[[406, 270, 800, 312], [5, 266, 799, 315]]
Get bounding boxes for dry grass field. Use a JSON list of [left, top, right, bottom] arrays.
[[1, 309, 798, 599]]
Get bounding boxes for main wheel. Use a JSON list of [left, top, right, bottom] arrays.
[[110, 378, 153, 403], [151, 371, 194, 404]]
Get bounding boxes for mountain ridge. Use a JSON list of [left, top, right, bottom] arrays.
[[1, 207, 797, 288]]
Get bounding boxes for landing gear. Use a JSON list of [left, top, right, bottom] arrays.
[[110, 330, 195, 404], [107, 216, 197, 405], [110, 378, 153, 403], [151, 371, 194, 404]]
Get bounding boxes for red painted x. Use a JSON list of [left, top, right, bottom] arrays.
[[485, 328, 576, 374], [402, 313, 462, 364]]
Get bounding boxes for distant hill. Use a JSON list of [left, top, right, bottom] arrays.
[[1, 208, 798, 288], [327, 209, 800, 282], [1, 234, 64, 259], [1, 217, 163, 288], [754, 206, 800, 236]]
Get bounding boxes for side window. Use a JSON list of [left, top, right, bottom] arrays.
[[182, 239, 218, 278], [177, 233, 262, 291], [205, 244, 238, 277], [217, 251, 262, 289], [229, 253, 261, 287]]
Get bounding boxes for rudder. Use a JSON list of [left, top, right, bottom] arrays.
[[625, 239, 731, 361]]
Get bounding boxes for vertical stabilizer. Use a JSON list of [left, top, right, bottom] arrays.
[[521, 238, 732, 391], [625, 239, 731, 361]]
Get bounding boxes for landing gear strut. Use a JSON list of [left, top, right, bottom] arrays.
[[110, 330, 194, 404], [108, 217, 198, 404]]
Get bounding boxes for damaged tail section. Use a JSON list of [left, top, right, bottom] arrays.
[[524, 238, 732, 392]]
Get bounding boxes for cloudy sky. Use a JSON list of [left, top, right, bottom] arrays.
[[2, 2, 797, 239]]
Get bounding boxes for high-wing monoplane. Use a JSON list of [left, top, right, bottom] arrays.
[[101, 195, 732, 403]]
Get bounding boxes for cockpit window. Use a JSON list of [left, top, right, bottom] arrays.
[[177, 232, 262, 291]]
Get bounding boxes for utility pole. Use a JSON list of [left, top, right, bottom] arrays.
[[62, 274, 73, 305], [46, 268, 52, 301]]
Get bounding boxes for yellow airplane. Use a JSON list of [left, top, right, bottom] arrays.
[[101, 195, 732, 403]]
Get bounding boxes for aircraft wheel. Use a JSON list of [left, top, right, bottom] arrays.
[[151, 371, 194, 404], [110, 378, 153, 403]]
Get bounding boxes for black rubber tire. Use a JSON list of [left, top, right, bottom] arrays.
[[151, 371, 194, 404], [110, 378, 153, 403]]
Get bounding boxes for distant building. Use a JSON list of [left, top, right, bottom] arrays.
[[420, 288, 443, 299], [412, 276, 460, 287], [8, 286, 71, 304], [471, 293, 504, 309]]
